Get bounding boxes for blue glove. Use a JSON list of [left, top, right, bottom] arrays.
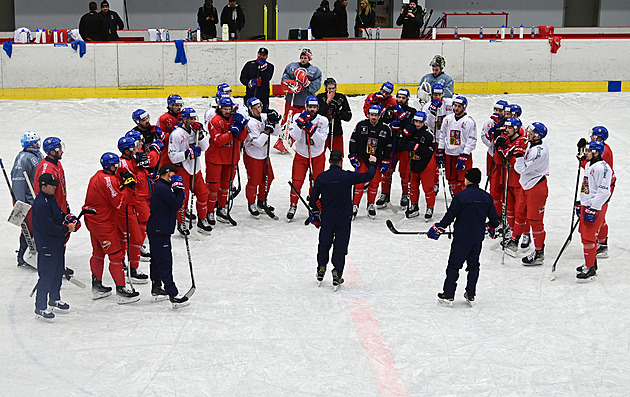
[[574, 201, 581, 217], [256, 56, 268, 71], [230, 125, 242, 138], [379, 158, 391, 174], [308, 210, 321, 228], [149, 138, 164, 152], [393, 105, 405, 119], [135, 151, 149, 168], [429, 99, 442, 115], [303, 121, 317, 136], [427, 223, 445, 240], [64, 213, 81, 231], [371, 92, 385, 103], [456, 153, 469, 170], [296, 110, 311, 128], [348, 153, 360, 169], [170, 174, 184, 190], [151, 125, 163, 139], [248, 78, 262, 88], [232, 112, 246, 128], [487, 224, 497, 239], [583, 207, 597, 223], [435, 149, 445, 167], [185, 146, 201, 159]]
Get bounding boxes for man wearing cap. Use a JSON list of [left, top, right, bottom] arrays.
[[240, 47, 275, 110], [147, 164, 189, 307], [99, 1, 124, 41], [309, 151, 377, 290], [427, 168, 500, 306], [32, 173, 78, 321]]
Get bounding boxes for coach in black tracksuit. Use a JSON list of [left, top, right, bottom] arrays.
[[147, 164, 186, 297], [309, 150, 376, 285]]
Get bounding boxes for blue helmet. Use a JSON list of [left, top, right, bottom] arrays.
[[397, 88, 410, 97], [494, 100, 509, 110], [118, 136, 136, 152], [529, 122, 548, 139], [381, 81, 394, 94], [505, 117, 522, 129], [218, 97, 234, 108], [125, 130, 143, 142], [132, 109, 149, 124], [453, 96, 468, 108], [431, 83, 444, 94], [43, 137, 63, 154], [217, 83, 232, 95], [247, 97, 262, 109], [306, 96, 319, 107], [591, 126, 609, 141], [20, 132, 41, 150], [509, 104, 522, 117], [587, 140, 605, 156], [100, 152, 120, 168], [368, 104, 383, 115], [180, 107, 197, 119], [167, 94, 183, 106], [413, 111, 427, 122]]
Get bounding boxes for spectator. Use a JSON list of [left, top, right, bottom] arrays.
[[396, 0, 423, 39], [310, 1, 340, 39], [198, 0, 219, 40], [354, 0, 375, 38], [99, 1, 124, 41], [79, 1, 106, 42], [220, 0, 245, 40], [240, 47, 275, 110], [333, 0, 349, 38]]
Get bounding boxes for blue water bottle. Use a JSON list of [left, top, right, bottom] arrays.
[[531, 26, 535, 38], [510, 27, 514, 39], [157, 29, 162, 42], [479, 27, 483, 39], [297, 29, 302, 40], [166, 29, 170, 41], [376, 27, 380, 40], [368, 28, 372, 40], [454, 27, 458, 39]]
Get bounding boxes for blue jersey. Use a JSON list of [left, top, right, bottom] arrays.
[[11, 149, 43, 203], [418, 72, 454, 98], [281, 62, 322, 107]]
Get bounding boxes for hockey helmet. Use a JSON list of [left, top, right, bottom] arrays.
[[100, 152, 120, 168], [453, 96, 468, 108], [300, 48, 313, 61], [413, 111, 427, 122], [368, 104, 383, 115], [509, 104, 522, 117], [132, 109, 149, 124], [381, 81, 394, 94], [590, 126, 609, 141], [20, 132, 41, 150], [587, 140, 605, 156], [397, 88, 410, 98], [504, 117, 522, 130], [167, 94, 183, 106], [494, 100, 509, 110], [247, 97, 262, 109], [431, 83, 444, 94], [430, 54, 446, 69], [306, 96, 319, 107], [180, 107, 197, 119], [118, 136, 136, 152], [218, 97, 234, 108], [528, 122, 548, 139], [125, 130, 143, 142], [217, 83, 232, 95], [42, 137, 63, 154]]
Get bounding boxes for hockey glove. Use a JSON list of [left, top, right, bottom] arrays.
[[485, 126, 495, 142], [135, 151, 150, 168], [296, 110, 311, 128], [256, 56, 268, 71], [574, 201, 581, 217], [248, 78, 262, 88], [348, 153, 360, 169], [282, 79, 302, 94], [303, 121, 317, 136], [232, 113, 247, 128], [230, 125, 243, 138], [170, 174, 185, 191], [390, 120, 401, 133], [577, 138, 588, 160], [184, 146, 201, 160], [266, 109, 281, 124], [583, 207, 597, 223], [191, 122, 205, 139], [120, 171, 136, 190], [264, 120, 275, 133], [371, 92, 385, 103], [487, 224, 497, 239], [427, 223, 445, 240], [513, 138, 527, 158], [295, 67, 310, 87], [308, 210, 321, 228], [393, 105, 406, 120], [577, 137, 588, 149], [429, 99, 442, 115], [149, 139, 164, 152], [494, 134, 507, 149], [64, 213, 81, 231], [381, 108, 396, 124], [435, 149, 445, 167], [379, 158, 391, 174], [490, 112, 501, 124], [456, 154, 469, 170], [151, 125, 163, 139]]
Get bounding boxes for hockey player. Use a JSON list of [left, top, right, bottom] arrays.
[[147, 164, 190, 308], [514, 122, 550, 266], [309, 151, 377, 290], [428, 168, 499, 306], [206, 97, 248, 224], [435, 96, 477, 196], [240, 47, 275, 110], [169, 107, 212, 233], [84, 152, 139, 303], [11, 132, 43, 267], [376, 87, 416, 209], [287, 95, 329, 220], [576, 141, 613, 280], [316, 77, 352, 156], [480, 100, 508, 215], [417, 55, 454, 105], [32, 173, 78, 321], [401, 111, 436, 219], [157, 94, 184, 166], [422, 83, 454, 195], [277, 48, 322, 153], [362, 81, 397, 117], [348, 104, 393, 219], [243, 97, 281, 218]]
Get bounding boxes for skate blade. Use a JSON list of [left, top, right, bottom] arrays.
[[522, 262, 543, 267], [35, 314, 54, 322], [368, 214, 376, 220], [317, 280, 323, 287], [505, 250, 518, 258], [333, 285, 340, 292], [250, 214, 260, 220], [49, 306, 70, 314], [465, 300, 474, 307], [140, 256, 151, 262], [216, 217, 231, 224], [91, 291, 112, 300], [596, 253, 608, 259], [117, 295, 141, 304], [576, 276, 597, 283], [437, 299, 454, 307], [151, 295, 169, 302], [172, 301, 190, 309], [130, 278, 149, 285]]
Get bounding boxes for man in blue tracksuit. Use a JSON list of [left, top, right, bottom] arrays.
[[427, 168, 500, 305], [239, 47, 275, 110], [32, 173, 78, 321], [147, 164, 189, 308], [309, 150, 376, 289]]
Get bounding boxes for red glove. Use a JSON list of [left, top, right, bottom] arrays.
[[295, 67, 309, 87], [513, 138, 528, 158], [296, 110, 311, 127], [282, 79, 302, 94], [490, 113, 501, 124]]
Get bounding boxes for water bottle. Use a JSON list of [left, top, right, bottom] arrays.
[[166, 29, 170, 41], [479, 27, 483, 39], [500, 25, 505, 39], [432, 25, 436, 40], [297, 29, 302, 40], [519, 25, 524, 39], [510, 27, 514, 39], [454, 27, 458, 39], [308, 26, 313, 40], [531, 26, 535, 38], [368, 28, 372, 40], [157, 29, 162, 42], [197, 27, 201, 41], [376, 27, 380, 40]]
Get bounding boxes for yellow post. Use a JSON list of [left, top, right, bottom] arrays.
[[275, 5, 279, 40], [264, 5, 268, 40]]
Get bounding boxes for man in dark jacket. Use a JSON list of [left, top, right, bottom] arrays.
[[198, 0, 219, 40], [317, 77, 352, 156], [99, 1, 124, 41], [333, 0, 349, 37], [79, 1, 106, 42], [240, 47, 275, 110], [396, 0, 423, 39], [427, 168, 500, 306], [32, 173, 78, 321], [310, 1, 340, 39], [309, 151, 376, 290], [147, 164, 189, 308], [220, 0, 245, 40]]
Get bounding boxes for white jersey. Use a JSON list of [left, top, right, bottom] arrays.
[[438, 113, 477, 156], [514, 141, 550, 190], [168, 126, 210, 175], [421, 98, 453, 136], [579, 159, 613, 211], [243, 114, 280, 160], [289, 114, 329, 158], [480, 117, 496, 156], [204, 98, 248, 125]]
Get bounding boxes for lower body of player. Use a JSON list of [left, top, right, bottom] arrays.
[[325, 135, 344, 157], [438, 238, 482, 307], [596, 185, 613, 258], [407, 157, 437, 219], [119, 204, 149, 284], [521, 178, 548, 266], [34, 246, 66, 321], [577, 203, 608, 280], [353, 159, 384, 219], [503, 184, 529, 256], [17, 210, 33, 267], [243, 152, 275, 218], [274, 102, 304, 153], [178, 169, 210, 232], [489, 162, 504, 219], [378, 150, 410, 208], [316, 220, 351, 291], [288, 152, 325, 221], [206, 162, 236, 226], [136, 196, 151, 260], [444, 153, 472, 196]]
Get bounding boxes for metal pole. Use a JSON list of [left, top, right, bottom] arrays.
[[275, 5, 279, 41], [264, 5, 268, 40]]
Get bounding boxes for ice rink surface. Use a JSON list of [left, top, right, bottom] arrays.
[[0, 92, 629, 396]]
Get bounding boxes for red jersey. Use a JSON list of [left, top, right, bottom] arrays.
[[83, 170, 131, 226], [207, 113, 248, 166], [118, 155, 152, 199], [157, 111, 181, 166], [363, 93, 397, 116], [493, 130, 527, 187], [34, 157, 68, 213]]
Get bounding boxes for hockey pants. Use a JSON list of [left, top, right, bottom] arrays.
[[290, 152, 325, 207], [579, 203, 608, 268]]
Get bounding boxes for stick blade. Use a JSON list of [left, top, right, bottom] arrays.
[[184, 286, 196, 299], [385, 219, 398, 234]]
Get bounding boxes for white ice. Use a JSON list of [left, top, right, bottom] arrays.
[[0, 92, 629, 396]]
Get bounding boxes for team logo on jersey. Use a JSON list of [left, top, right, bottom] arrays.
[[539, 206, 545, 214], [581, 176, 590, 194], [101, 240, 112, 250], [449, 130, 461, 146], [366, 138, 378, 155], [360, 126, 368, 135], [379, 130, 387, 138]]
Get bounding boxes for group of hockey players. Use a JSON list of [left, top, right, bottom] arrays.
[[8, 49, 616, 320]]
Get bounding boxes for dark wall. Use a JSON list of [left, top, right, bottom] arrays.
[[0, 0, 15, 31]]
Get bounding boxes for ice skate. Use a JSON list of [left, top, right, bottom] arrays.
[[405, 203, 419, 218], [170, 295, 190, 308], [116, 285, 140, 304], [34, 308, 55, 322], [207, 212, 216, 226], [576, 264, 597, 281], [437, 292, 454, 307], [503, 238, 519, 257], [197, 218, 213, 233], [597, 240, 608, 259], [130, 267, 149, 284], [48, 299, 70, 313], [257, 200, 275, 212], [184, 208, 197, 221], [352, 205, 358, 220], [522, 245, 544, 266], [177, 222, 190, 236], [286, 205, 297, 221], [424, 207, 434, 220], [317, 265, 326, 286], [332, 269, 344, 292], [400, 195, 409, 208], [91, 275, 112, 300], [140, 244, 150, 262], [520, 233, 531, 249], [367, 203, 376, 219], [216, 207, 230, 224], [375, 193, 390, 209], [248, 203, 260, 219], [151, 284, 169, 302], [464, 292, 475, 307]]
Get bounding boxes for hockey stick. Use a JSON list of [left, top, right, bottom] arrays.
[[261, 131, 278, 220], [228, 163, 241, 201], [124, 205, 135, 292], [179, 207, 196, 298], [386, 219, 452, 236], [439, 165, 452, 239], [407, 151, 413, 216], [500, 156, 510, 265], [287, 181, 316, 223], [384, 131, 399, 214], [1, 159, 37, 259], [224, 140, 238, 226]]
